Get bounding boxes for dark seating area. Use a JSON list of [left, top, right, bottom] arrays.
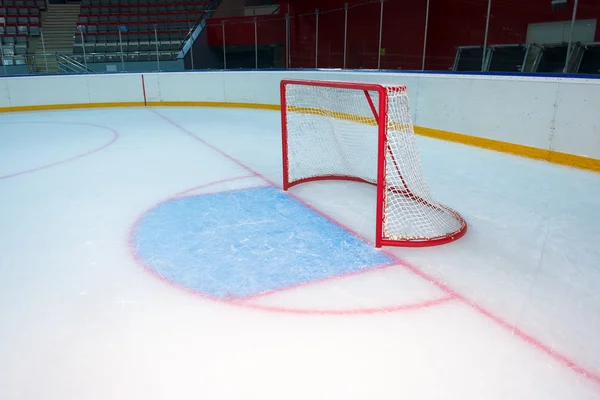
[[1, 1, 42, 67], [72, 0, 211, 63]]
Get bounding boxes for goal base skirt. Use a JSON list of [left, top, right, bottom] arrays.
[[378, 224, 467, 247], [283, 176, 467, 248], [283, 175, 374, 191]]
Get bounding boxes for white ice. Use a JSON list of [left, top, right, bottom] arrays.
[[0, 106, 599, 400]]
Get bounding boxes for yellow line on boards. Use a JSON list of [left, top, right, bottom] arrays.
[[145, 101, 281, 110], [414, 126, 600, 173], [0, 101, 279, 113], [0, 100, 598, 173], [287, 105, 379, 126], [0, 102, 145, 113]]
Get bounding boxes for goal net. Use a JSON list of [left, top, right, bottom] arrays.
[[280, 79, 467, 247]]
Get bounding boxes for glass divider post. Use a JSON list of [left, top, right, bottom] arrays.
[[154, 26, 160, 71], [422, 0, 430, 70], [564, 0, 579, 73], [222, 21, 227, 69], [377, 0, 383, 70], [0, 40, 7, 76], [188, 21, 195, 70], [315, 8, 319, 68], [77, 27, 87, 72], [41, 29, 49, 72], [343, 2, 348, 69], [118, 28, 125, 71], [285, 12, 290, 68], [482, 0, 492, 71]]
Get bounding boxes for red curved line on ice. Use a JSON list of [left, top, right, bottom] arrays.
[[0, 121, 119, 181], [232, 295, 457, 315], [127, 177, 459, 317]]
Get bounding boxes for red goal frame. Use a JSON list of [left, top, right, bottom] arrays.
[[280, 79, 467, 248]]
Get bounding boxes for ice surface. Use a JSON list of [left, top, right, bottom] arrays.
[[0, 107, 599, 399]]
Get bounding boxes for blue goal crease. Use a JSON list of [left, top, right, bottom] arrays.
[[132, 186, 393, 299]]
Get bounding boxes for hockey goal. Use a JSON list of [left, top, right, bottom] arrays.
[[280, 79, 467, 247]]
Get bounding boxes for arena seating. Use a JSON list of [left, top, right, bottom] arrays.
[[0, 0, 42, 66], [72, 0, 211, 63]]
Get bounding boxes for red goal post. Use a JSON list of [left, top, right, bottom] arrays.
[[280, 79, 467, 248]]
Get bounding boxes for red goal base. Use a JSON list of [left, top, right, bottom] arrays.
[[284, 175, 467, 248]]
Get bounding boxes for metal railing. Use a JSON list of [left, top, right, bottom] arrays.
[[176, 0, 222, 65], [57, 53, 95, 74]]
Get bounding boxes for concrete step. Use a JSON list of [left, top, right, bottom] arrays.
[[47, 6, 80, 10], [34, 62, 59, 66], [38, 3, 80, 57]]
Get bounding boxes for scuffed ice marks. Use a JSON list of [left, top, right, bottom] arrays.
[[132, 186, 393, 300]]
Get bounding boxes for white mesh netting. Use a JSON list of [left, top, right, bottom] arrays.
[[282, 80, 466, 246]]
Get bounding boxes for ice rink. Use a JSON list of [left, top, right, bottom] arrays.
[[1, 106, 599, 399]]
